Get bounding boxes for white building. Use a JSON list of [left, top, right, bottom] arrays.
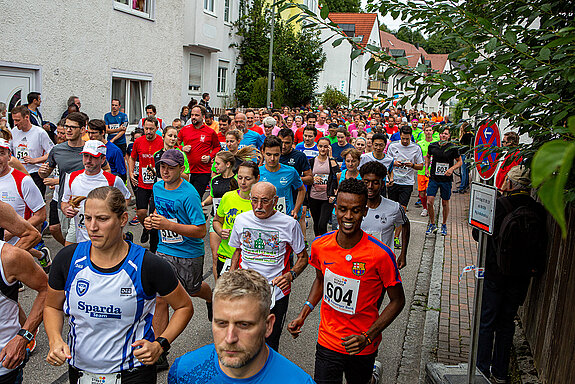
[[316, 13, 381, 103], [0, 0, 240, 127]]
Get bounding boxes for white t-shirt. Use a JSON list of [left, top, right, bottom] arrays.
[[359, 152, 394, 173], [0, 169, 45, 244], [228, 211, 305, 301], [10, 125, 54, 173], [62, 170, 131, 242], [387, 141, 424, 186], [361, 197, 408, 247]]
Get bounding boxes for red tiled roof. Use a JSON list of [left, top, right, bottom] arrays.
[[426, 54, 449, 73], [328, 13, 378, 47], [379, 31, 449, 73]]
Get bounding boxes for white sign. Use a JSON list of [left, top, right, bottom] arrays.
[[468, 182, 498, 235]]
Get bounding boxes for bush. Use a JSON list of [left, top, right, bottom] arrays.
[[321, 85, 349, 109]]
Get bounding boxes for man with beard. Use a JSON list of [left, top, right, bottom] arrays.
[[168, 269, 313, 383]]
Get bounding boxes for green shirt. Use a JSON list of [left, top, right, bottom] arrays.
[[417, 137, 439, 175], [327, 135, 338, 144], [216, 190, 253, 261]]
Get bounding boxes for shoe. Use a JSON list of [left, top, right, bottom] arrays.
[[26, 329, 38, 353], [490, 374, 507, 384], [140, 229, 150, 244], [124, 231, 134, 243], [129, 217, 139, 225], [453, 189, 461, 194], [440, 224, 447, 236], [394, 237, 401, 249], [17, 281, 24, 292], [420, 209, 428, 217], [38, 246, 52, 274], [155, 351, 169, 372], [414, 199, 422, 207], [206, 301, 213, 322], [426, 223, 437, 235], [372, 361, 383, 383]]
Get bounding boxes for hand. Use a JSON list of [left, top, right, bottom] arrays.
[[403, 161, 413, 168], [397, 254, 407, 269], [220, 228, 231, 240], [64, 206, 79, 218], [287, 316, 305, 339], [130, 174, 138, 187], [425, 169, 430, 177], [43, 123, 51, 131], [444, 169, 453, 177], [183, 145, 191, 153], [39, 162, 51, 175], [394, 160, 403, 167], [149, 213, 170, 230], [21, 156, 32, 164], [201, 155, 210, 163], [387, 179, 394, 187], [271, 273, 291, 291], [313, 175, 322, 184], [341, 334, 369, 355], [46, 338, 72, 366], [143, 216, 152, 230], [0, 336, 27, 369], [290, 210, 298, 219], [132, 339, 163, 365], [44, 178, 58, 187]]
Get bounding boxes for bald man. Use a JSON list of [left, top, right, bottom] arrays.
[[234, 113, 264, 149], [229, 182, 308, 351]]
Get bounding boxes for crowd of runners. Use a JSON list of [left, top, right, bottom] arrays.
[[0, 93, 481, 384]]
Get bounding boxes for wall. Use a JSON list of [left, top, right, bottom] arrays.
[[0, 1, 183, 123]]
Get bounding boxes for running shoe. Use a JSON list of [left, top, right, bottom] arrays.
[[124, 231, 134, 243], [26, 329, 38, 354], [129, 217, 140, 225], [414, 199, 422, 207], [140, 229, 150, 244], [394, 237, 401, 249], [372, 361, 383, 383], [38, 246, 52, 274], [420, 209, 428, 217], [440, 224, 447, 236], [426, 223, 437, 235], [155, 352, 169, 372], [206, 301, 213, 322]]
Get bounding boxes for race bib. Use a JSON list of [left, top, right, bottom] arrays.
[[323, 268, 360, 315], [160, 218, 183, 244], [435, 162, 449, 176], [78, 371, 121, 384], [77, 204, 86, 230], [221, 258, 232, 274], [16, 146, 29, 161], [275, 196, 287, 214], [269, 282, 277, 309], [212, 198, 222, 216], [141, 166, 155, 184], [315, 174, 329, 185]]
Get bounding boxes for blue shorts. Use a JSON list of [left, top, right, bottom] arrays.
[[427, 179, 452, 200]]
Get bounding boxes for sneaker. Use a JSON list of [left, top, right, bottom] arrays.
[[17, 281, 24, 292], [420, 209, 428, 217], [440, 224, 447, 236], [38, 247, 52, 274], [26, 329, 38, 353], [206, 301, 213, 322], [414, 199, 422, 207], [140, 229, 150, 244], [490, 375, 507, 384], [426, 223, 437, 235], [129, 217, 139, 225], [372, 361, 383, 383], [155, 351, 169, 372], [394, 237, 401, 249], [124, 231, 134, 243]]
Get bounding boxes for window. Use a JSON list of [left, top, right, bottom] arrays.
[[112, 76, 151, 124], [189, 54, 203, 93], [217, 63, 229, 93], [114, 0, 154, 19], [204, 0, 214, 13], [224, 0, 231, 22]]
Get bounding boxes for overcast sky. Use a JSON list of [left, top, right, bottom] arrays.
[[361, 0, 405, 32]]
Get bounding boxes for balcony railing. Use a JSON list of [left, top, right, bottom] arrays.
[[368, 80, 387, 92]]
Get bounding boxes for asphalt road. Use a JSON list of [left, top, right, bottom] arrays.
[[16, 193, 428, 384]]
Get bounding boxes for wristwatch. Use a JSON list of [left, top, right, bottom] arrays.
[[17, 329, 34, 342], [155, 337, 171, 353], [289, 270, 297, 281]]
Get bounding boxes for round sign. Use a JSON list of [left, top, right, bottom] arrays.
[[474, 120, 501, 180]]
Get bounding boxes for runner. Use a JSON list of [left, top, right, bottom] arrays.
[[288, 178, 405, 384], [138, 104, 166, 132], [234, 113, 264, 149], [416, 125, 438, 217], [104, 98, 129, 157], [153, 126, 190, 182], [168, 269, 314, 383], [229, 181, 308, 351], [295, 125, 320, 160], [44, 122, 67, 246], [216, 114, 231, 149], [213, 161, 259, 279], [86, 119, 127, 181], [359, 132, 394, 197], [259, 136, 306, 220], [331, 128, 354, 165], [425, 127, 462, 236], [45, 186, 193, 383], [245, 109, 264, 135], [61, 140, 131, 245]]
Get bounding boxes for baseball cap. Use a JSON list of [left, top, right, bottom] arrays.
[[81, 140, 107, 157], [159, 149, 185, 166], [0, 139, 10, 150], [506, 165, 530, 187]]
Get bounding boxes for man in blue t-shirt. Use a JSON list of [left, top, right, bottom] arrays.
[[295, 126, 320, 160], [331, 127, 354, 164], [144, 149, 212, 369], [104, 99, 129, 156], [235, 112, 264, 149], [86, 119, 127, 181], [168, 269, 314, 384], [259, 136, 305, 219]]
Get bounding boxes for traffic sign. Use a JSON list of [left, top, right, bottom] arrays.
[[474, 120, 501, 180]]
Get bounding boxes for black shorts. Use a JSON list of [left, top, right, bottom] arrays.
[[49, 200, 60, 226], [388, 184, 413, 208], [115, 142, 127, 156], [68, 364, 156, 384], [136, 188, 154, 211], [314, 343, 377, 384], [189, 173, 211, 198], [156, 252, 204, 295]]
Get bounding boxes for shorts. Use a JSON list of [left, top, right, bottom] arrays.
[[49, 200, 60, 226], [156, 252, 204, 295], [68, 363, 155, 384], [65, 217, 76, 243], [427, 178, 452, 200], [418, 174, 429, 192], [314, 343, 377, 384], [136, 188, 154, 211], [388, 184, 413, 208]]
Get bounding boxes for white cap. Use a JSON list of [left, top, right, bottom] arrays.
[[81, 140, 107, 157], [0, 139, 10, 150]]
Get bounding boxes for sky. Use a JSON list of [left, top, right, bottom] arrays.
[[361, 0, 405, 32]]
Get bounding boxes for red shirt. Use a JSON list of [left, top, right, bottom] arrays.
[[217, 132, 226, 149], [295, 127, 323, 144], [309, 231, 402, 355], [385, 123, 398, 135], [178, 124, 221, 174], [131, 135, 163, 190], [248, 124, 264, 135]]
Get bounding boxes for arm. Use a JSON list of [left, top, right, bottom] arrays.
[[290, 185, 306, 219], [9, 157, 28, 174], [398, 218, 410, 269], [45, 287, 71, 366], [425, 154, 431, 177], [38, 162, 55, 179], [301, 169, 313, 186], [128, 156, 137, 186], [23, 153, 49, 165], [0, 202, 41, 250], [445, 156, 463, 177], [230, 248, 242, 270], [271, 249, 309, 291], [28, 207, 47, 230], [287, 268, 324, 338], [201, 196, 213, 207], [341, 284, 405, 355]]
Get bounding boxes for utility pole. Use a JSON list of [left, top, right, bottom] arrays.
[[266, 4, 275, 109]]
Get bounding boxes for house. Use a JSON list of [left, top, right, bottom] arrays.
[[316, 13, 381, 103]]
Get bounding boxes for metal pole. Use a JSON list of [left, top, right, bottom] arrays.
[[266, 4, 275, 109], [347, 44, 352, 106], [467, 229, 486, 383]]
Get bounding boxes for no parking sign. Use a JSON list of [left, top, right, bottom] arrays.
[[474, 120, 501, 180]]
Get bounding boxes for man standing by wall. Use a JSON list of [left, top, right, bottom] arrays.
[[104, 98, 129, 157]]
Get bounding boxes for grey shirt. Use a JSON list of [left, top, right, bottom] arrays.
[[47, 142, 85, 203], [387, 141, 424, 186]]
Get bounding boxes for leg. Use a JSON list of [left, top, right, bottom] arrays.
[[148, 192, 158, 252], [314, 343, 346, 384], [48, 200, 65, 245], [191, 281, 213, 302], [299, 205, 308, 243], [441, 199, 449, 225], [189, 173, 211, 199], [30, 172, 46, 197], [477, 279, 503, 378], [427, 196, 436, 224], [152, 296, 170, 336], [308, 197, 323, 237], [209, 228, 221, 277], [343, 352, 377, 384], [49, 224, 65, 246], [266, 295, 290, 351], [318, 200, 334, 236]]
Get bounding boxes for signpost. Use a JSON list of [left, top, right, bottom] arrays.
[[468, 183, 498, 235], [474, 120, 500, 180]]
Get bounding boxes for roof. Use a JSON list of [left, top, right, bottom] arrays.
[[328, 13, 378, 47], [426, 54, 449, 73]]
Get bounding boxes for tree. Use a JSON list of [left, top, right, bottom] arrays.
[[395, 26, 426, 49], [320, 0, 361, 13], [320, 85, 349, 109], [280, 0, 575, 235]]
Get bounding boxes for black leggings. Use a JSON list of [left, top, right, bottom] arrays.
[[309, 197, 334, 237]]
